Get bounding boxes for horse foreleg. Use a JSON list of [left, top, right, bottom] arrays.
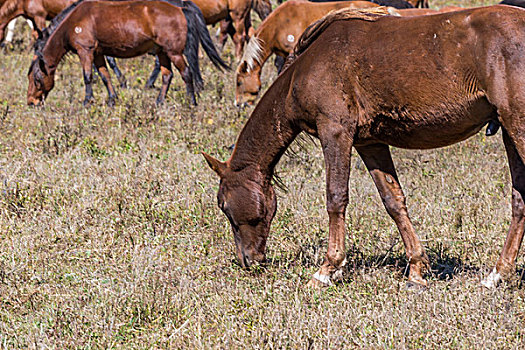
[[230, 10, 250, 60], [106, 57, 127, 88], [155, 53, 173, 105], [307, 120, 353, 288], [78, 51, 95, 105], [32, 15, 46, 42], [356, 144, 429, 287], [482, 129, 525, 288], [145, 56, 161, 89], [94, 54, 117, 106], [168, 52, 196, 106], [218, 19, 235, 51]]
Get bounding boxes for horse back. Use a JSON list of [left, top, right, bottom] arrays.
[[62, 1, 187, 57], [283, 6, 525, 148]]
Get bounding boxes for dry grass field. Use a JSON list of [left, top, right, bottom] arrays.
[[1, 0, 525, 348]]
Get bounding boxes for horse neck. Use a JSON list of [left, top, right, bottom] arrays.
[[230, 74, 299, 177], [41, 23, 69, 69], [254, 25, 275, 66]]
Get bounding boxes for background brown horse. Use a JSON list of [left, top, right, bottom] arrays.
[[0, 0, 127, 86], [27, 0, 229, 106], [206, 5, 525, 289], [235, 0, 389, 106]]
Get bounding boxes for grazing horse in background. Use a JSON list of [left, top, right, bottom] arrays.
[[235, 0, 394, 106], [0, 0, 127, 86], [205, 5, 525, 289], [27, 0, 229, 106]]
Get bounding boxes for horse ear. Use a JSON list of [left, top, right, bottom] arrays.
[[239, 61, 248, 73], [202, 152, 227, 177]]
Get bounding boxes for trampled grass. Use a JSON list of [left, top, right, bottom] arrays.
[[1, 1, 524, 348]]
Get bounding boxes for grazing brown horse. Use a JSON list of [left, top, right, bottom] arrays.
[[0, 0, 127, 86], [27, 0, 229, 106], [235, 0, 385, 106], [205, 5, 525, 289], [235, 1, 468, 106]]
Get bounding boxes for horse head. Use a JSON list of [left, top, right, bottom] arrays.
[[235, 36, 264, 107], [27, 54, 55, 106], [235, 60, 262, 107], [203, 153, 277, 268]]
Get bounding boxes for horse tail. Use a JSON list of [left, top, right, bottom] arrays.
[[181, 3, 203, 93], [0, 0, 19, 19], [183, 1, 230, 74], [252, 0, 272, 20]]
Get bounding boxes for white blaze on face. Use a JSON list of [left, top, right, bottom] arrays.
[[75, 26, 82, 34], [287, 34, 295, 43]]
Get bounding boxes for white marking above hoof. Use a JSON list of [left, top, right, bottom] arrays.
[[481, 268, 502, 289], [313, 271, 332, 286]]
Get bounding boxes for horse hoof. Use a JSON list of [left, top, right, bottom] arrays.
[[119, 81, 128, 89], [481, 268, 501, 289], [107, 99, 116, 107], [405, 280, 428, 291], [306, 278, 330, 289]]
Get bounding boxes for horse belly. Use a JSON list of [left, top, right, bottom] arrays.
[[360, 97, 495, 149]]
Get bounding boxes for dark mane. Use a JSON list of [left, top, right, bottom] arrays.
[[34, 0, 185, 55], [283, 7, 394, 70]]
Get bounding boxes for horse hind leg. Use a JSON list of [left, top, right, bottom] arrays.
[[93, 54, 117, 106], [154, 52, 173, 105], [356, 144, 430, 287], [482, 128, 525, 288], [145, 56, 161, 89], [106, 57, 127, 88], [167, 51, 196, 106]]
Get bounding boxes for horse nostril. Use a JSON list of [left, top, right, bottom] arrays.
[[242, 251, 252, 268]]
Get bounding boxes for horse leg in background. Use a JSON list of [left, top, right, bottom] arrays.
[[154, 53, 173, 105], [106, 57, 127, 88], [32, 15, 46, 42], [356, 144, 430, 287], [5, 19, 17, 43], [218, 19, 235, 51], [274, 56, 285, 74], [307, 112, 354, 288], [482, 128, 525, 288], [145, 56, 161, 89], [230, 8, 251, 60], [93, 54, 117, 106], [167, 51, 196, 105], [78, 50, 96, 105]]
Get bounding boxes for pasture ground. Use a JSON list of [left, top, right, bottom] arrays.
[[1, 0, 525, 348]]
